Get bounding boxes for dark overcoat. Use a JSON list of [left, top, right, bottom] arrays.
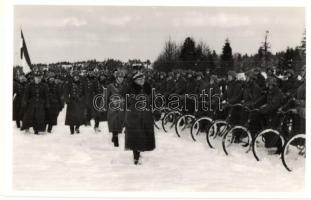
[[46, 82, 63, 125], [21, 82, 49, 131], [123, 81, 155, 152], [93, 80, 108, 122], [106, 82, 125, 133], [13, 80, 26, 121], [65, 79, 87, 126], [84, 77, 98, 121]]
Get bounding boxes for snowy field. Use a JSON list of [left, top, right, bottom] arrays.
[[13, 108, 305, 192]]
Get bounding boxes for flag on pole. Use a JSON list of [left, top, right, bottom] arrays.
[[20, 30, 32, 74]]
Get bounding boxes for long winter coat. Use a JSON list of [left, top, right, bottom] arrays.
[[93, 79, 108, 122], [123, 81, 155, 152], [84, 77, 98, 121], [46, 82, 63, 125], [21, 82, 49, 131], [106, 82, 125, 133], [13, 80, 26, 121], [65, 79, 87, 126]]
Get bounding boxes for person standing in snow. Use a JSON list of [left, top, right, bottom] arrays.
[[45, 72, 63, 133], [21, 71, 49, 135], [13, 73, 27, 129], [106, 70, 126, 147], [65, 71, 87, 135], [122, 71, 156, 165]]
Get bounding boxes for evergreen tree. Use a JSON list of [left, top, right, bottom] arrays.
[[220, 39, 234, 72]]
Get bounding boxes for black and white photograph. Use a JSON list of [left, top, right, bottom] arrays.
[[0, 0, 310, 199]]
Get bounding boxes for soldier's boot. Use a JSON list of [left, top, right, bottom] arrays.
[[112, 132, 119, 147], [16, 121, 21, 128], [133, 151, 141, 165], [75, 125, 80, 134], [70, 126, 74, 135], [94, 120, 101, 133], [47, 124, 53, 133]]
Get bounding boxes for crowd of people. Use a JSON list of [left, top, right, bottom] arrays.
[[13, 64, 306, 164]]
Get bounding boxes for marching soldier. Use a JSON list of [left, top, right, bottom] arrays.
[[21, 71, 49, 134], [84, 71, 98, 126], [106, 70, 126, 147], [122, 71, 155, 165], [13, 73, 27, 129], [46, 72, 63, 133], [93, 72, 109, 132], [65, 71, 87, 135]]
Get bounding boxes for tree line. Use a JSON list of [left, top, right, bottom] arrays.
[[152, 31, 306, 75]]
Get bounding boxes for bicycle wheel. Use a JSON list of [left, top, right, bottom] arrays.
[[222, 125, 252, 156], [252, 129, 285, 161], [175, 114, 196, 138], [206, 120, 228, 149], [190, 117, 213, 142], [162, 110, 182, 133], [281, 134, 305, 172]]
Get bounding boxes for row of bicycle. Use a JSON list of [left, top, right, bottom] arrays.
[[153, 103, 306, 172]]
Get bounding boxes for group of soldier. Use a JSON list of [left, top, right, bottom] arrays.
[[13, 64, 305, 164]]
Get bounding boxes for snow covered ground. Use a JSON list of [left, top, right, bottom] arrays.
[[13, 108, 305, 192]]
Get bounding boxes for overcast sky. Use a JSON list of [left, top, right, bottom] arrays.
[[14, 6, 305, 64]]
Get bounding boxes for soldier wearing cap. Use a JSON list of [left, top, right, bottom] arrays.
[[65, 71, 87, 134], [21, 71, 49, 134], [122, 71, 155, 165], [83, 70, 99, 126], [13, 73, 27, 129], [106, 70, 126, 147], [45, 72, 63, 133]]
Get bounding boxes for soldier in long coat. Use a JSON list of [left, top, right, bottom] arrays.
[[13, 73, 27, 129], [65, 71, 87, 134], [46, 73, 63, 133], [122, 71, 155, 165], [21, 71, 49, 134], [84, 71, 98, 126], [106, 71, 126, 147], [13, 75, 27, 128], [92, 72, 109, 132]]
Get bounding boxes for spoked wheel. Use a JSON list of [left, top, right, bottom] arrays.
[[282, 134, 306, 172], [162, 110, 182, 133], [222, 126, 252, 156], [252, 129, 285, 161], [206, 120, 229, 149], [190, 117, 214, 142], [174, 114, 196, 138]]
